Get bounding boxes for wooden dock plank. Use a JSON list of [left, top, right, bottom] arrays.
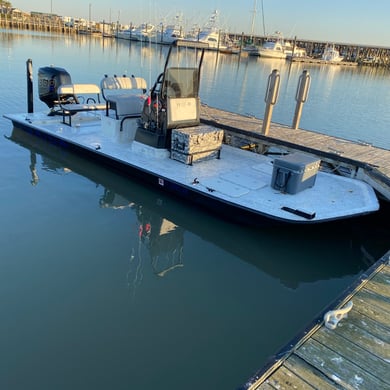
[[329, 313, 390, 361], [258, 365, 316, 389], [296, 338, 388, 389], [201, 106, 390, 201], [312, 328, 390, 385], [346, 310, 390, 343], [351, 294, 390, 329], [244, 252, 390, 390], [354, 288, 390, 317], [283, 355, 342, 390], [364, 265, 390, 298]]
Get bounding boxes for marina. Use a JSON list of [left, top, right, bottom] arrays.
[[0, 30, 389, 389], [242, 250, 390, 390], [1, 11, 390, 66]]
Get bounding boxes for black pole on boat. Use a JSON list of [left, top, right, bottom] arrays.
[[26, 58, 34, 113]]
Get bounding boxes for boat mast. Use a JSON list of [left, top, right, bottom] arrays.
[[249, 0, 257, 39], [250, 0, 266, 38], [261, 0, 266, 36]]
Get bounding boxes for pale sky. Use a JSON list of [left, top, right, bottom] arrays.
[[11, 0, 390, 47]]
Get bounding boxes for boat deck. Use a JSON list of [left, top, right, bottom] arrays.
[[4, 110, 380, 224], [200, 105, 390, 201], [242, 250, 390, 390]]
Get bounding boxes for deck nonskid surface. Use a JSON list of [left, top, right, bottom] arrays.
[[7, 111, 379, 222]]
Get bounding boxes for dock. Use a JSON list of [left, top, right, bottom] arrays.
[[200, 105, 390, 202], [288, 57, 359, 67], [240, 249, 390, 390]]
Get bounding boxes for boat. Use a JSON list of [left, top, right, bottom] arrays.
[[132, 23, 157, 42], [115, 27, 137, 40], [157, 14, 185, 45], [190, 10, 230, 51], [257, 32, 289, 58], [322, 44, 344, 62], [284, 41, 307, 58], [3, 41, 380, 226], [218, 43, 241, 55]]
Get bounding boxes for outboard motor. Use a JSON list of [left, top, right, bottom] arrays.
[[38, 66, 72, 108]]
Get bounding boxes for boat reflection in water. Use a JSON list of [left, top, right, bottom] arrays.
[[6, 125, 390, 389], [7, 126, 389, 291]]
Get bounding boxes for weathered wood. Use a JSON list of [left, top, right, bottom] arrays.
[[284, 355, 342, 390], [364, 265, 390, 298], [313, 328, 390, 384], [330, 319, 390, 361], [346, 310, 390, 343], [296, 338, 388, 389], [351, 294, 390, 329], [201, 105, 390, 201], [245, 252, 390, 390], [258, 365, 315, 389], [354, 288, 390, 317]]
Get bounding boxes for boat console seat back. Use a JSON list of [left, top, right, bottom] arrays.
[[101, 75, 148, 119], [164, 67, 200, 129], [57, 83, 106, 125]]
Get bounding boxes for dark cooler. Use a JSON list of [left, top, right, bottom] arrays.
[[271, 153, 321, 194]]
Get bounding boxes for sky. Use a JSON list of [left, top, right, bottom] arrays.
[[11, 0, 390, 47]]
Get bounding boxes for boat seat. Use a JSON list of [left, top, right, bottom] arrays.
[[101, 75, 147, 119], [57, 83, 106, 125]]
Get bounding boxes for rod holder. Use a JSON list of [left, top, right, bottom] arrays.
[[292, 70, 311, 129], [262, 69, 280, 136]]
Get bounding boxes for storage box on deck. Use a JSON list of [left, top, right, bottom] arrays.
[[271, 153, 321, 194], [170, 125, 224, 164]]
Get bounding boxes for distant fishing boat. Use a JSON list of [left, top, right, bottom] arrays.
[[157, 14, 185, 44], [190, 10, 230, 51], [257, 32, 287, 58], [322, 44, 344, 62], [132, 23, 157, 42]]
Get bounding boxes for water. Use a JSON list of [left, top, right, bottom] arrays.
[[0, 30, 389, 390]]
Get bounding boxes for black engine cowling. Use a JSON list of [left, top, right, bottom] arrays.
[[38, 66, 72, 108]]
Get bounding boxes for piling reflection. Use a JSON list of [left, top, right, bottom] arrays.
[[6, 126, 390, 292]]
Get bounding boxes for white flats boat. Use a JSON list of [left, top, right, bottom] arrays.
[[4, 41, 379, 225]]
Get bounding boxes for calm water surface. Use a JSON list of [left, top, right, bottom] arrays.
[[0, 30, 389, 390]]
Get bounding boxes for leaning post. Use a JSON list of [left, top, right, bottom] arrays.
[[261, 69, 280, 136], [26, 58, 34, 113], [292, 69, 311, 129]]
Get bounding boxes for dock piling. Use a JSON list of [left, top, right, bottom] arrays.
[[292, 70, 311, 129], [261, 69, 280, 135]]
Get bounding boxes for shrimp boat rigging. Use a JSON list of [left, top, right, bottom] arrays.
[[4, 40, 379, 225]]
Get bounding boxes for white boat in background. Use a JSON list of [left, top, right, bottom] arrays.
[[115, 27, 137, 40], [258, 32, 287, 58], [322, 44, 344, 62], [157, 14, 185, 44], [249, 33, 306, 59], [191, 10, 229, 50], [284, 41, 307, 58], [132, 23, 157, 42]]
